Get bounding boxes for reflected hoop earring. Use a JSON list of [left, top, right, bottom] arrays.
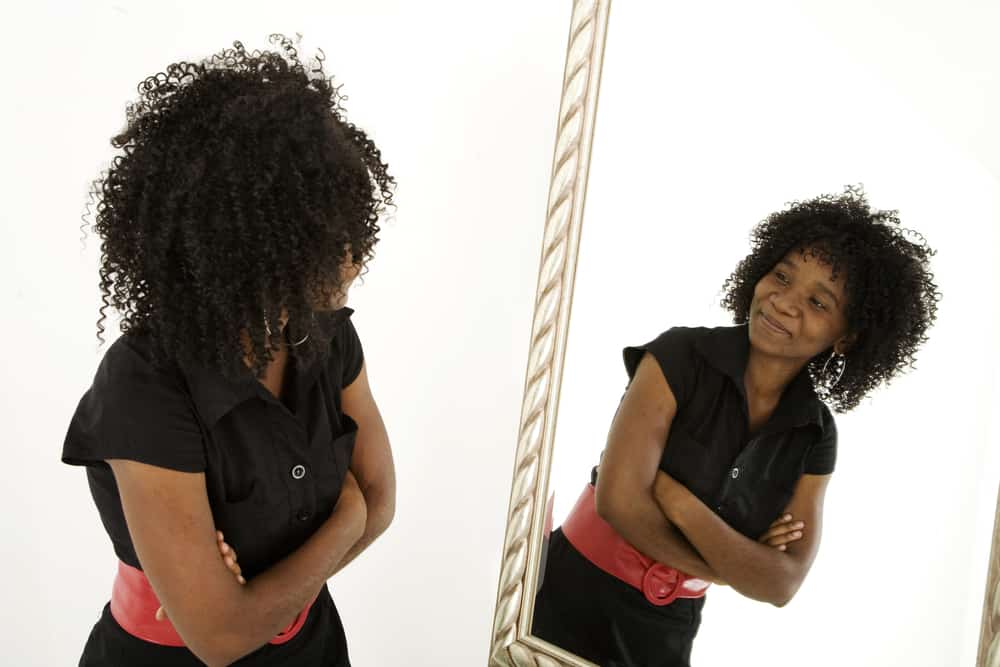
[[816, 350, 847, 399]]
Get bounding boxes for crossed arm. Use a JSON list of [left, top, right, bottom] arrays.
[[332, 361, 396, 574], [594, 351, 830, 607], [108, 361, 394, 667], [653, 469, 829, 606]]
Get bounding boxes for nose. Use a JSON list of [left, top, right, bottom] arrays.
[[770, 290, 799, 316]]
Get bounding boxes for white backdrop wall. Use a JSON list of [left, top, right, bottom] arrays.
[[3, 2, 998, 666], [548, 3, 999, 666], [1, 2, 567, 665]]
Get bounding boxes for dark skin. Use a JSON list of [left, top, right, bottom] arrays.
[[110, 257, 396, 666], [597, 246, 855, 606]]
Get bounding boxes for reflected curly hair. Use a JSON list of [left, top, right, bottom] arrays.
[[84, 34, 394, 382], [720, 185, 940, 412]]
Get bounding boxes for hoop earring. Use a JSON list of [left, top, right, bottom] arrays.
[[288, 330, 310, 347], [263, 313, 314, 346], [816, 349, 847, 400], [286, 313, 317, 347]]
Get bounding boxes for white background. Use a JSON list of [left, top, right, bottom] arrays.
[[548, 2, 999, 666], [1, 2, 566, 665], [2, 2, 998, 667]]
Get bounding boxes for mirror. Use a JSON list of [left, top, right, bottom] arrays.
[[492, 2, 1000, 666]]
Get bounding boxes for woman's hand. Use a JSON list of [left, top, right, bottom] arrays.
[[758, 514, 806, 551], [155, 531, 244, 621]]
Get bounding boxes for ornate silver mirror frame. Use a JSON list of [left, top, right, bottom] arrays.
[[489, 1, 610, 665], [980, 488, 1000, 666], [488, 2, 1000, 664]]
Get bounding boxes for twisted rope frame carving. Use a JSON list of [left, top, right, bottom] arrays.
[[979, 484, 1000, 666], [489, 1, 611, 665]]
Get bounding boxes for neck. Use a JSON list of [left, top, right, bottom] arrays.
[[239, 328, 287, 371], [743, 347, 805, 404]]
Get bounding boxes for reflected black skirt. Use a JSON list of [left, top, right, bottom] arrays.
[[532, 528, 705, 667]]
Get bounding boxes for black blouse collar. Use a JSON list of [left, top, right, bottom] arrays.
[[175, 307, 355, 428], [693, 324, 827, 432]]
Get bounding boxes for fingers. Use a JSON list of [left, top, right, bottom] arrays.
[[155, 605, 167, 622], [216, 530, 246, 584], [760, 520, 805, 541], [764, 530, 804, 548], [758, 517, 806, 548]]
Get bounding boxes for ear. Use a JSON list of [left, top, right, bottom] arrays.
[[834, 332, 858, 355]]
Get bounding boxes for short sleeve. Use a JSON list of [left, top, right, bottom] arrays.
[[338, 316, 365, 388], [61, 339, 207, 473], [622, 327, 699, 408], [803, 415, 837, 475]]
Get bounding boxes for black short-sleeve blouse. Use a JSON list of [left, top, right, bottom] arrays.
[[62, 308, 364, 666], [597, 324, 837, 541]]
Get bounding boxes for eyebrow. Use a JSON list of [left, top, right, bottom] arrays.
[[776, 259, 842, 308]]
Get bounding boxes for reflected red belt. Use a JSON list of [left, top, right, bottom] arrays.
[[109, 560, 318, 647], [561, 484, 711, 606]]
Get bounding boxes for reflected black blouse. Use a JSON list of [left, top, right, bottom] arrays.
[[595, 324, 837, 541], [62, 308, 364, 666]]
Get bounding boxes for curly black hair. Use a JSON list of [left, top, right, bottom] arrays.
[[720, 185, 940, 413], [83, 34, 394, 382]]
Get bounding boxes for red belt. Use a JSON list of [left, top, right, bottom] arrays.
[[561, 484, 710, 606], [110, 560, 318, 647]]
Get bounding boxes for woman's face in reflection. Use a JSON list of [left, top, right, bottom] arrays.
[[748, 247, 852, 361]]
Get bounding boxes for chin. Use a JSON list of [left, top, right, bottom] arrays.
[[748, 312, 792, 353]]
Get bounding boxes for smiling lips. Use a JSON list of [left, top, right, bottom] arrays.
[[760, 311, 791, 337]]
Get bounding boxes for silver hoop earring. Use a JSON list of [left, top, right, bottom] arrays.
[[287, 313, 317, 347], [816, 350, 846, 399], [263, 313, 313, 346]]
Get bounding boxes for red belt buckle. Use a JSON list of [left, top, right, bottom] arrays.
[[641, 563, 684, 606]]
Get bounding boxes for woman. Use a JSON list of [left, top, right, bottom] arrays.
[[62, 36, 396, 666], [532, 186, 939, 666]]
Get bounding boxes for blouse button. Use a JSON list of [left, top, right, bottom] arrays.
[[296, 509, 311, 522], [730, 467, 740, 479], [291, 464, 307, 480]]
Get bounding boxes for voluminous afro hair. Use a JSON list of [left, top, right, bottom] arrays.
[[84, 34, 394, 382], [720, 185, 940, 413]]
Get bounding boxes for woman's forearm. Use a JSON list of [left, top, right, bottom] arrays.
[[598, 490, 725, 584], [212, 489, 367, 664], [659, 487, 794, 605], [327, 482, 394, 577]]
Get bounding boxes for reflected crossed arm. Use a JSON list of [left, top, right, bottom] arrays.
[[654, 470, 830, 607]]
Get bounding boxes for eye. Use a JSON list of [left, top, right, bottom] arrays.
[[811, 298, 826, 311], [773, 270, 789, 284]]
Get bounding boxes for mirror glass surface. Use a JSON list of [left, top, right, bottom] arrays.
[[530, 3, 999, 665]]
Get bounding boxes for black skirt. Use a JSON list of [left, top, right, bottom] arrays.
[[532, 528, 705, 667], [77, 583, 350, 666]]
